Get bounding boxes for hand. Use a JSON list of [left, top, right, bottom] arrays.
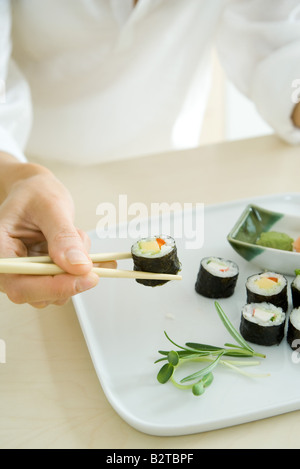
[[0, 158, 113, 307]]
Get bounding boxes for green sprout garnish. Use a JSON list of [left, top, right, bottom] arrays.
[[155, 301, 269, 396]]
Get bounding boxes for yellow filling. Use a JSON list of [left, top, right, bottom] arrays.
[[139, 240, 160, 253], [255, 277, 277, 290]]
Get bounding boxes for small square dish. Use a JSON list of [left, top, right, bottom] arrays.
[[227, 204, 300, 276]]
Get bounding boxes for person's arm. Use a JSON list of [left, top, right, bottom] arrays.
[[216, 0, 300, 145], [0, 1, 31, 164], [0, 152, 105, 308], [292, 103, 300, 129], [0, 6, 104, 307]]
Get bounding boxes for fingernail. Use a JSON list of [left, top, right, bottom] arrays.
[[75, 273, 99, 293], [65, 249, 91, 265]]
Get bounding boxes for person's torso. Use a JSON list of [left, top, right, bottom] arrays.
[[11, 0, 224, 163]]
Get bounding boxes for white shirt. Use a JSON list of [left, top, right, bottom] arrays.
[[1, 0, 300, 165]]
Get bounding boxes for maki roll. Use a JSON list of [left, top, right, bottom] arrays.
[[291, 275, 300, 309], [131, 235, 181, 287], [195, 256, 239, 299], [287, 307, 300, 350], [240, 302, 286, 346], [246, 272, 288, 312]]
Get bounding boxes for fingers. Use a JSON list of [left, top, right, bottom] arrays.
[[26, 229, 91, 260], [26, 176, 93, 276], [0, 224, 29, 259], [0, 271, 99, 307], [0, 261, 117, 308], [41, 222, 93, 276], [0, 218, 116, 307], [0, 168, 116, 307]]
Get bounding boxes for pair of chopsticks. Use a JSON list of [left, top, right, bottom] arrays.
[[0, 252, 182, 281]]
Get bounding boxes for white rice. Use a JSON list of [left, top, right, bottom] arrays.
[[131, 235, 174, 258], [289, 307, 300, 331], [242, 302, 285, 327], [202, 257, 238, 278], [246, 271, 286, 296], [292, 275, 300, 290]]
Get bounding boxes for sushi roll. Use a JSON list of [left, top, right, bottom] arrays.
[[287, 307, 300, 350], [291, 275, 300, 309], [246, 272, 288, 312], [131, 235, 181, 287], [240, 302, 286, 346], [195, 256, 239, 299]]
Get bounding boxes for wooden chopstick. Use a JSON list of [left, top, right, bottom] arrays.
[[93, 268, 182, 281], [0, 260, 182, 281], [0, 252, 132, 264]]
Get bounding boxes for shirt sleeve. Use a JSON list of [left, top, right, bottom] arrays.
[[216, 0, 300, 145], [0, 1, 32, 162]]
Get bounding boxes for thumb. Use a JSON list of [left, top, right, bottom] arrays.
[[48, 225, 93, 276], [38, 209, 93, 276]]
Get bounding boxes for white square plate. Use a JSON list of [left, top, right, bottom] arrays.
[[72, 193, 300, 436]]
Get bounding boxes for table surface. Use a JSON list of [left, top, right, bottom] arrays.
[[1, 134, 300, 449]]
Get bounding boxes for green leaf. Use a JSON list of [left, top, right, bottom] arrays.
[[214, 301, 254, 352], [191, 372, 214, 396], [157, 363, 174, 384], [185, 342, 224, 353], [222, 349, 254, 357], [168, 350, 179, 366], [158, 349, 206, 359], [154, 349, 211, 364], [202, 372, 214, 388], [192, 381, 205, 396], [224, 343, 266, 359], [155, 303, 267, 396], [181, 352, 225, 383], [163, 331, 191, 351], [154, 357, 168, 364], [224, 342, 243, 348]]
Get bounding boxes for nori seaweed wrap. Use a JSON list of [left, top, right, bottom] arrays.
[[131, 235, 181, 287], [287, 307, 300, 350], [195, 256, 239, 299], [246, 272, 288, 312], [240, 302, 286, 346], [291, 276, 300, 309]]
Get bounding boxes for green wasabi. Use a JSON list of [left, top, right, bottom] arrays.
[[255, 231, 294, 251]]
